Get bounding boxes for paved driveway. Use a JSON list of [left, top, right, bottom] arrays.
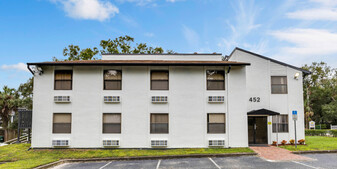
[[53, 153, 337, 169]]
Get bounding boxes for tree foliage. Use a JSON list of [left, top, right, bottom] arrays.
[[54, 35, 170, 61], [302, 62, 337, 127], [18, 78, 33, 110]]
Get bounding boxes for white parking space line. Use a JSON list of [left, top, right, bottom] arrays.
[[208, 158, 221, 169], [292, 161, 321, 169], [156, 159, 161, 169], [98, 161, 112, 169]]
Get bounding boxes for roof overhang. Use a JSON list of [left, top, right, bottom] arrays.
[[247, 109, 280, 116], [27, 60, 251, 67]]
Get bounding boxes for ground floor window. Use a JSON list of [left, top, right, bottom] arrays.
[[150, 113, 169, 133], [207, 113, 226, 133], [53, 113, 71, 133], [272, 115, 289, 133], [103, 113, 121, 133]]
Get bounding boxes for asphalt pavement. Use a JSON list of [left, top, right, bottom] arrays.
[[52, 153, 337, 169]]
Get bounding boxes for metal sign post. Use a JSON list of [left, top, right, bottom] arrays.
[[292, 110, 298, 148]]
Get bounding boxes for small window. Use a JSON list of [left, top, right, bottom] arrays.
[[53, 113, 71, 134], [150, 114, 169, 133], [271, 76, 287, 94], [104, 70, 122, 90], [207, 70, 225, 90], [54, 70, 72, 90], [272, 115, 289, 133], [103, 113, 121, 133], [207, 113, 226, 133], [151, 71, 169, 90]]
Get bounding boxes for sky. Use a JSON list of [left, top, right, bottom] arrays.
[[0, 0, 337, 88]]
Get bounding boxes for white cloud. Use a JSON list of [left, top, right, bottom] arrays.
[[144, 32, 155, 37], [287, 8, 337, 21], [51, 0, 119, 21], [1, 63, 29, 72], [270, 28, 337, 56], [218, 0, 261, 51], [287, 0, 337, 21], [182, 25, 199, 49]]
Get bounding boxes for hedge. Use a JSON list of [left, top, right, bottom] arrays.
[[305, 129, 337, 137]]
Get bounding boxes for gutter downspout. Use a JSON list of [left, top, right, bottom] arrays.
[[226, 65, 231, 147], [27, 64, 34, 75]]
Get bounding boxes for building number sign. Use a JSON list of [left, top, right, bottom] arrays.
[[249, 97, 260, 102]]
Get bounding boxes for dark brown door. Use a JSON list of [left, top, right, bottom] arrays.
[[248, 116, 268, 144]]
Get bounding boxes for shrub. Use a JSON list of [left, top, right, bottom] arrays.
[[331, 130, 337, 137], [289, 139, 295, 145], [298, 139, 305, 145], [272, 141, 277, 146], [281, 140, 287, 145], [305, 129, 329, 136]]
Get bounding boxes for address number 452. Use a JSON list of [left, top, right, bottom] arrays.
[[249, 97, 260, 102]]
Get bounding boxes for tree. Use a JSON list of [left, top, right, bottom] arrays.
[[100, 35, 165, 54], [0, 86, 21, 141], [18, 78, 33, 110], [53, 45, 99, 61], [302, 62, 337, 128]]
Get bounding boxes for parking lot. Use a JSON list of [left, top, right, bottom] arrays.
[[53, 153, 337, 169]]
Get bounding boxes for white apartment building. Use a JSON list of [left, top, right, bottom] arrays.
[[27, 47, 310, 148]]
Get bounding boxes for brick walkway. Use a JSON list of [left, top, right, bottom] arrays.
[[250, 146, 313, 161]]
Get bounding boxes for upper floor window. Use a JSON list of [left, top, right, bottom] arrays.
[[54, 70, 72, 90], [53, 113, 71, 134], [207, 70, 225, 90], [103, 113, 121, 133], [271, 76, 287, 94], [272, 115, 288, 133], [104, 70, 122, 90], [151, 71, 169, 90], [150, 113, 169, 134], [207, 113, 226, 133]]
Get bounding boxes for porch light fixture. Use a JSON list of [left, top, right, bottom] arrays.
[[294, 72, 300, 80]]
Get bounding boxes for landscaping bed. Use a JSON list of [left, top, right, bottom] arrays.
[[280, 136, 337, 151], [0, 144, 253, 169]]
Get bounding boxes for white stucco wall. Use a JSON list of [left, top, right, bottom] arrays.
[[229, 49, 305, 144], [32, 64, 247, 148]]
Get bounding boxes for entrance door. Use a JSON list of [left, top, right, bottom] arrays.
[[248, 116, 267, 144]]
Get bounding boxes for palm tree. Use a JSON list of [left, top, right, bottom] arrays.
[[0, 86, 20, 141]]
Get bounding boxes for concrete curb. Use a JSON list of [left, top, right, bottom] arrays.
[[34, 152, 257, 169], [293, 150, 337, 154]]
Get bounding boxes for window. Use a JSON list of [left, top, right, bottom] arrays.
[[150, 114, 169, 133], [207, 70, 225, 90], [103, 113, 121, 133], [272, 115, 289, 133], [104, 70, 122, 90], [151, 71, 169, 90], [54, 70, 72, 90], [271, 76, 287, 94], [207, 113, 226, 133], [53, 113, 71, 133]]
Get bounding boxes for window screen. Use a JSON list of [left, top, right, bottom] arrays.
[[151, 71, 169, 90], [207, 113, 226, 133], [207, 70, 225, 90], [54, 70, 72, 90], [103, 113, 121, 133], [104, 70, 122, 90], [150, 114, 169, 133], [271, 76, 287, 94], [272, 115, 289, 133], [53, 113, 71, 133]]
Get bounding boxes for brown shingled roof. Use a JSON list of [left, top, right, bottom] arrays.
[[27, 60, 250, 66]]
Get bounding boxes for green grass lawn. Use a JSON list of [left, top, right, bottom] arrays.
[[280, 136, 337, 151], [0, 144, 253, 169]]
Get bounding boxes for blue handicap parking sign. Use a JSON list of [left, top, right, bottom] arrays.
[[292, 110, 297, 115]]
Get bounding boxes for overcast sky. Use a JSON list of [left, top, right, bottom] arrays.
[[1, 0, 336, 88]]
